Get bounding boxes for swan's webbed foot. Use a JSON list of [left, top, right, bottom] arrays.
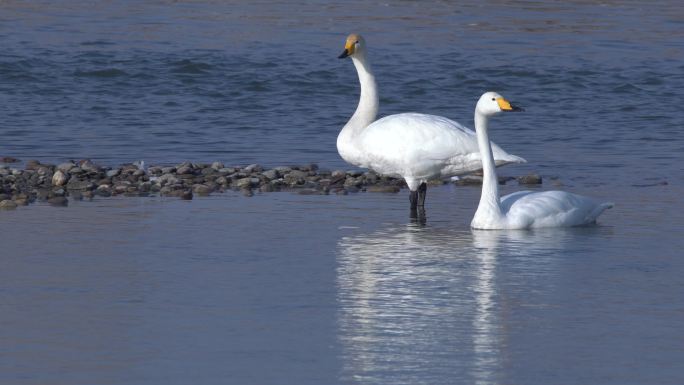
[[417, 182, 427, 207]]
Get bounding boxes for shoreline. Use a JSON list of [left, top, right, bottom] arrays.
[[0, 159, 541, 209]]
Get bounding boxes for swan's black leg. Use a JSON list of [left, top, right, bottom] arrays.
[[417, 182, 427, 207], [409, 189, 418, 211]]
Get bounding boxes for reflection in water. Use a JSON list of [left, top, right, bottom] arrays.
[[336, 224, 570, 384]]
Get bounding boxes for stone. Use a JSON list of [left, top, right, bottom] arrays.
[[261, 169, 279, 180], [347, 170, 363, 177], [176, 166, 193, 175], [453, 175, 483, 186], [47, 196, 68, 206], [180, 190, 193, 200], [66, 179, 95, 191], [517, 174, 542, 185], [106, 168, 121, 178], [1, 157, 19, 163], [211, 161, 224, 170], [57, 162, 76, 173], [52, 170, 68, 186], [235, 177, 255, 189], [192, 184, 212, 195], [367, 185, 401, 193], [274, 166, 292, 174], [0, 199, 17, 209], [244, 164, 262, 173], [161, 166, 176, 174]]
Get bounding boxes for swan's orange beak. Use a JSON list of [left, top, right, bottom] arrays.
[[338, 38, 356, 59], [497, 97, 524, 112]]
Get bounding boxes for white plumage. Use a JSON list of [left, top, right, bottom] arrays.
[[337, 34, 524, 206], [470, 92, 613, 229]]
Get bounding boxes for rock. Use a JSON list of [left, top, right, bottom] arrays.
[[57, 162, 76, 173], [274, 166, 292, 174], [454, 175, 483, 186], [0, 200, 17, 209], [47, 196, 68, 206], [158, 174, 180, 186], [24, 160, 41, 170], [261, 169, 279, 180], [66, 179, 95, 191], [180, 190, 193, 200], [331, 170, 346, 178], [211, 161, 224, 171], [1, 157, 19, 163], [259, 184, 275, 192], [52, 170, 69, 186], [78, 159, 100, 172], [244, 164, 263, 173], [347, 170, 363, 177], [367, 185, 401, 193], [235, 177, 256, 189], [13, 198, 29, 206], [161, 166, 176, 174], [517, 174, 542, 185], [297, 188, 322, 195], [344, 176, 362, 187], [192, 184, 212, 195], [176, 165, 193, 175], [105, 168, 120, 177]]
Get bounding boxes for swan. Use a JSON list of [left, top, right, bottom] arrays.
[[470, 92, 614, 229], [337, 33, 526, 211]]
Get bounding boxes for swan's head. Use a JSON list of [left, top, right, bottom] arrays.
[[476, 91, 524, 116], [338, 33, 366, 59]]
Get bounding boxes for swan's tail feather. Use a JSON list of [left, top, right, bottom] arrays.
[[495, 154, 526, 166], [586, 201, 614, 223]]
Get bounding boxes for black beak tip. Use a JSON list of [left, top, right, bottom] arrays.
[[338, 50, 349, 59]]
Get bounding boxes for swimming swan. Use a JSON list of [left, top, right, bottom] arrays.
[[337, 33, 526, 211], [470, 92, 614, 229]]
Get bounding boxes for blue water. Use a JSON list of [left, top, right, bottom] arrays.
[[1, 1, 683, 384]]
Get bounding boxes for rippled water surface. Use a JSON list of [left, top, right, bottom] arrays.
[[1, 1, 683, 384]]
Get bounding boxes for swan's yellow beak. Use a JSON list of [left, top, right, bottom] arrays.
[[338, 40, 355, 59], [338, 34, 359, 59], [497, 97, 524, 112]]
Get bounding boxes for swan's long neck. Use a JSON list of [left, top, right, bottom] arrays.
[[474, 112, 504, 220], [337, 53, 378, 163]]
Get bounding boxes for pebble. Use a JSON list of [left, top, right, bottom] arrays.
[[0, 159, 552, 209], [0, 199, 18, 209], [47, 196, 68, 206], [52, 170, 69, 186], [517, 174, 542, 185]]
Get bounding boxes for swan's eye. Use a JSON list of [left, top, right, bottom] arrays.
[[355, 41, 359, 44], [491, 98, 496, 101]]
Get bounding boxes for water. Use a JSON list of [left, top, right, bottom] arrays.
[[1, 1, 683, 384]]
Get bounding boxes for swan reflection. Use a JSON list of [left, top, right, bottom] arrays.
[[336, 224, 570, 384]]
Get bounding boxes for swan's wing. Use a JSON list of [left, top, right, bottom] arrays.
[[503, 190, 614, 228], [359, 113, 524, 175]]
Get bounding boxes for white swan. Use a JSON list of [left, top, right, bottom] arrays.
[[470, 92, 614, 229], [337, 34, 525, 210]]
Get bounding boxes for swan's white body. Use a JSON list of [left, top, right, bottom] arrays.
[[338, 34, 524, 191], [471, 92, 613, 230]]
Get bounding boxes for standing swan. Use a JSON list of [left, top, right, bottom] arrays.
[[470, 92, 614, 229], [337, 34, 525, 212]]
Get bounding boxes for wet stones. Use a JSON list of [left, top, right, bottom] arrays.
[[52, 170, 69, 186], [0, 158, 548, 210], [517, 173, 542, 185]]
